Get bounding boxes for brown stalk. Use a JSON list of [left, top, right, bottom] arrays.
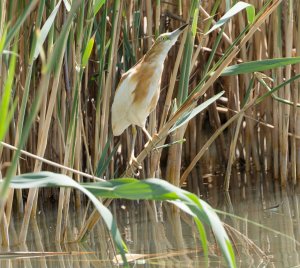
[[271, 10, 280, 179], [281, 0, 293, 185], [238, 12, 261, 172], [294, 4, 300, 181]]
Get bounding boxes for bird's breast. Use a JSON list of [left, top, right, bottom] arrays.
[[132, 63, 163, 107]]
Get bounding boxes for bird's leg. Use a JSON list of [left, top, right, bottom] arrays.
[[129, 125, 142, 175], [142, 126, 153, 142], [142, 126, 158, 153]]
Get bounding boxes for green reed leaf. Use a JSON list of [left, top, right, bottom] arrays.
[[93, 0, 106, 16], [206, 1, 254, 34], [33, 0, 62, 60], [82, 34, 95, 67], [9, 171, 236, 267], [0, 42, 17, 141], [222, 57, 300, 76], [170, 91, 224, 133]]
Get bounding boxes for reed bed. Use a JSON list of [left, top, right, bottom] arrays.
[[0, 0, 298, 264]]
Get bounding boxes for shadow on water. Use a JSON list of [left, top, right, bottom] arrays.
[[2, 171, 300, 267]]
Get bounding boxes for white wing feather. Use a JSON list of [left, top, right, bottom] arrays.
[[111, 70, 137, 136]]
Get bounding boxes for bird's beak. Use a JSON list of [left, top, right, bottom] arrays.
[[169, 23, 189, 40]]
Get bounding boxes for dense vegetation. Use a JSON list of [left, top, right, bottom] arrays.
[[0, 0, 297, 266]]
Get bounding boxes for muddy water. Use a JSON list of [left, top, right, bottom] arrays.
[[2, 172, 300, 267]]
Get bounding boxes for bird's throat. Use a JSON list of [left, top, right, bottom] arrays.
[[143, 43, 170, 64]]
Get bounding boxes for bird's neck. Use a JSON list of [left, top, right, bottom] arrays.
[[143, 43, 170, 66]]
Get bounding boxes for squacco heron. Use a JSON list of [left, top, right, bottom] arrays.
[[112, 24, 188, 168]]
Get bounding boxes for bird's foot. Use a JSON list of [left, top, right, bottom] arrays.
[[129, 156, 142, 176]]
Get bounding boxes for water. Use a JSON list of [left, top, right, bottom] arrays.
[[2, 172, 300, 267]]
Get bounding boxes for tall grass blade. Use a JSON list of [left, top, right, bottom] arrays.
[[169, 91, 224, 133], [63, 0, 71, 11], [256, 73, 300, 104], [0, 42, 17, 142], [0, 25, 7, 53], [46, 0, 81, 74], [4, 0, 38, 49], [33, 0, 62, 60], [95, 137, 119, 177], [93, 0, 106, 16], [177, 0, 199, 104], [222, 57, 300, 76], [206, 1, 254, 34], [82, 35, 95, 68]]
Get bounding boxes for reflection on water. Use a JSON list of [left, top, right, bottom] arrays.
[[2, 172, 300, 267]]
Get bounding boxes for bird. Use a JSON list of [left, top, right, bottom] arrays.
[[111, 23, 188, 170]]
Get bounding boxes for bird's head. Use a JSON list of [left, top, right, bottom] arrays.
[[155, 23, 189, 50], [143, 23, 189, 63]]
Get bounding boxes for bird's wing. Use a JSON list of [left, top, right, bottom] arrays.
[[111, 70, 138, 136]]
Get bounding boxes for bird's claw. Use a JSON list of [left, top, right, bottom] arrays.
[[129, 156, 142, 176]]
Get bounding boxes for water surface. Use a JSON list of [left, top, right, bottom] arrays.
[[2, 171, 300, 267]]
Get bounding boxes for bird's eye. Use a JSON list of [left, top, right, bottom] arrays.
[[158, 35, 169, 42]]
